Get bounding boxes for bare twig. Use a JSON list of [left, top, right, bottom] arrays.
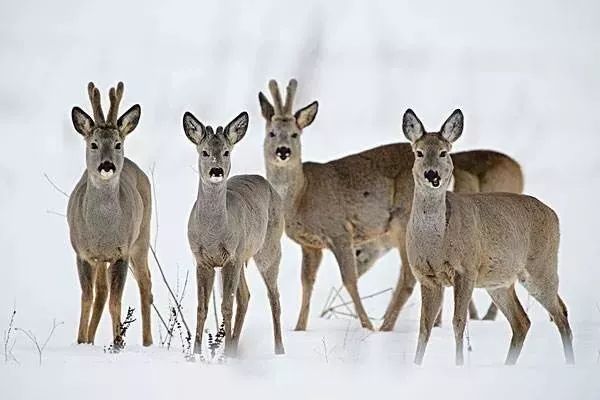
[[149, 245, 192, 345], [43, 173, 68, 198], [16, 319, 63, 365], [3, 309, 18, 364], [322, 338, 329, 363], [320, 286, 392, 321]]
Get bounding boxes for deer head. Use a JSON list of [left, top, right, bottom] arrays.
[[183, 111, 249, 185], [71, 82, 141, 184], [259, 79, 318, 166], [403, 109, 464, 192]]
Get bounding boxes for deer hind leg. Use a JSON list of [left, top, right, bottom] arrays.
[[255, 243, 285, 354], [231, 269, 250, 351], [77, 257, 96, 344], [108, 259, 128, 347], [193, 265, 215, 355], [295, 246, 323, 331], [87, 264, 108, 344], [221, 262, 243, 357], [521, 275, 574, 364], [131, 249, 153, 346], [332, 239, 374, 330], [381, 244, 416, 331], [486, 285, 530, 365], [414, 282, 443, 365]]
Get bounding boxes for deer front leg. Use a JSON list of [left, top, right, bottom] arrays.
[[415, 282, 443, 365], [194, 265, 215, 354], [76, 257, 96, 344], [295, 246, 323, 331], [108, 259, 128, 348], [453, 272, 476, 366], [332, 239, 373, 330], [221, 262, 243, 356]]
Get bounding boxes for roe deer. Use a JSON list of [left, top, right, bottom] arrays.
[[68, 82, 153, 347], [403, 108, 574, 365], [355, 149, 523, 323], [183, 111, 285, 356], [259, 79, 522, 331]]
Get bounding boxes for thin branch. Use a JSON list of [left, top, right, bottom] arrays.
[[16, 319, 63, 365], [149, 245, 192, 341], [46, 209, 66, 218], [43, 173, 69, 198]]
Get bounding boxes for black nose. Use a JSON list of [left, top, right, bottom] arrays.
[[424, 170, 441, 187], [209, 167, 224, 178], [98, 161, 116, 173], [276, 146, 292, 160]]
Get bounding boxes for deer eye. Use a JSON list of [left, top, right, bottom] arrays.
[[201, 150, 209, 157], [223, 151, 230, 157], [269, 131, 276, 138], [416, 150, 424, 158], [439, 151, 447, 158], [291, 133, 298, 139], [91, 142, 98, 150], [115, 142, 122, 150]]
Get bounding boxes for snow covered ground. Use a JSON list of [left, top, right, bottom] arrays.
[[1, 0, 599, 398]]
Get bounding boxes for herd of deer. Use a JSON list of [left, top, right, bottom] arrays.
[[66, 79, 574, 366]]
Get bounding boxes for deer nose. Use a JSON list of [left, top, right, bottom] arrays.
[[276, 146, 292, 160], [424, 170, 441, 187]]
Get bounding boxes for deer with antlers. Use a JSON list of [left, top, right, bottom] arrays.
[[68, 82, 153, 347], [259, 79, 523, 331]]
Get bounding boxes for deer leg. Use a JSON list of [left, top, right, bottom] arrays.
[[193, 265, 214, 354], [255, 246, 285, 355], [221, 262, 242, 357], [231, 269, 250, 351], [381, 245, 416, 331], [453, 273, 476, 366], [87, 264, 107, 344], [295, 246, 323, 331], [131, 250, 153, 347], [486, 285, 530, 365], [77, 257, 95, 344], [108, 259, 128, 347], [527, 289, 574, 364], [414, 282, 443, 365], [332, 240, 373, 330]]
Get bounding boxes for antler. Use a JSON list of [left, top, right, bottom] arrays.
[[282, 79, 297, 115], [268, 80, 284, 116], [87, 82, 106, 125], [107, 81, 124, 126]]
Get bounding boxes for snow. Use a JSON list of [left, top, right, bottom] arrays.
[[1, 0, 599, 399]]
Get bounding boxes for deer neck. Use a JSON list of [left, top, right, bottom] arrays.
[[83, 175, 122, 217], [195, 179, 228, 232], [266, 160, 305, 210], [410, 185, 448, 246]]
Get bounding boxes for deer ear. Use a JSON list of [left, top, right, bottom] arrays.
[[402, 109, 425, 143], [72, 107, 94, 136], [117, 104, 141, 137], [295, 101, 318, 129], [258, 92, 274, 121], [440, 109, 463, 143], [224, 112, 249, 145], [183, 112, 206, 145]]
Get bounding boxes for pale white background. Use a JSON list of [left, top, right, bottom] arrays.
[[0, 0, 599, 399]]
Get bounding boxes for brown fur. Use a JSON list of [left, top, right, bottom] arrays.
[[403, 108, 574, 365]]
